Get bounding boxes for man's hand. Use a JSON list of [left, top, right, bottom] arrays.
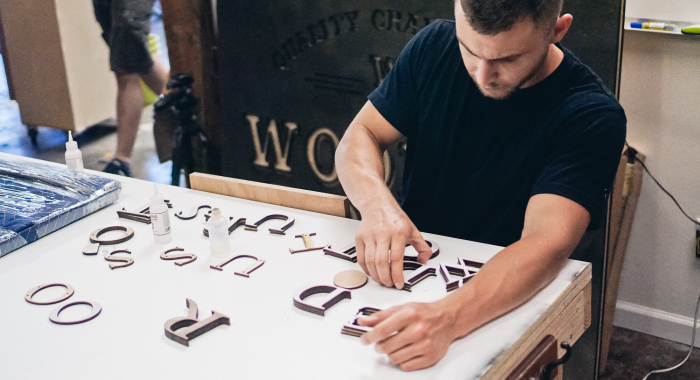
[[355, 200, 432, 289], [358, 302, 457, 371], [335, 102, 433, 288]]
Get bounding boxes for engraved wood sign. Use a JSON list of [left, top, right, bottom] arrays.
[[217, 1, 455, 198]]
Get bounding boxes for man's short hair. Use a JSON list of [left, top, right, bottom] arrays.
[[459, 0, 563, 35]]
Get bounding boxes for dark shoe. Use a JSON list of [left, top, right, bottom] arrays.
[[103, 158, 132, 177]]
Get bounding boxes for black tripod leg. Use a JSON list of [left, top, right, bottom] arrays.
[[183, 129, 194, 188], [171, 127, 184, 187]]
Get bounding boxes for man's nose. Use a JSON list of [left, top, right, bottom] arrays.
[[475, 60, 497, 87]]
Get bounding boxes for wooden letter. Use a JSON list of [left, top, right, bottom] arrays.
[[293, 285, 351, 316], [164, 298, 230, 347], [160, 247, 197, 266]]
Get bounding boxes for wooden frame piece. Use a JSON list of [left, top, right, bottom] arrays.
[[164, 298, 230, 347], [175, 205, 211, 220], [160, 247, 197, 266], [104, 249, 133, 270], [400, 262, 438, 292], [210, 255, 265, 277], [600, 148, 645, 373], [49, 301, 102, 325], [190, 173, 353, 218], [293, 285, 351, 316], [341, 307, 382, 338], [203, 217, 247, 237], [323, 243, 357, 262], [403, 240, 440, 262], [245, 214, 295, 235], [290, 233, 328, 253], [24, 283, 74, 305], [505, 335, 559, 380], [89, 226, 135, 245], [480, 265, 592, 380]]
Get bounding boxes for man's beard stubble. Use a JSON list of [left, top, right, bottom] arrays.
[[471, 48, 550, 100]]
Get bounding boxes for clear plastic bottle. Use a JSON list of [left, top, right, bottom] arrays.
[[150, 184, 172, 244], [65, 131, 84, 172], [208, 208, 230, 258]]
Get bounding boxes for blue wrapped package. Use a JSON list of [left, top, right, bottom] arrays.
[[0, 156, 121, 258]]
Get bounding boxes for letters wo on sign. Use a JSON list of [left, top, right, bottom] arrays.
[[217, 1, 454, 197]]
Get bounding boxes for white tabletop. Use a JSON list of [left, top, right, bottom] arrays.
[[0, 156, 589, 380]]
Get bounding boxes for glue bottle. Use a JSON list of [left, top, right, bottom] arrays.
[[208, 208, 230, 258], [64, 131, 84, 172], [150, 184, 172, 244]]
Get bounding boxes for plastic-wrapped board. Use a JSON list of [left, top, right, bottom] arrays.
[[0, 156, 121, 258]]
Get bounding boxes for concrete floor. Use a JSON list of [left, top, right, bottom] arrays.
[[600, 326, 700, 379], [0, 103, 172, 184], [0, 3, 172, 184]]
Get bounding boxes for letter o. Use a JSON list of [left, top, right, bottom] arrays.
[[25, 283, 74, 305], [307, 128, 340, 184], [49, 301, 102, 325]]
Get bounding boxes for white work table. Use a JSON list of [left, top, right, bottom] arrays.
[[0, 157, 591, 380]]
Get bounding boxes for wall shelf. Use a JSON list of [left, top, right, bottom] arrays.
[[624, 17, 698, 36]]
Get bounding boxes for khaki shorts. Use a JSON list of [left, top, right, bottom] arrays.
[[93, 0, 155, 74]]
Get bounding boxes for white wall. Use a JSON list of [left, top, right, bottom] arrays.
[[625, 0, 700, 23], [614, 15, 700, 344]]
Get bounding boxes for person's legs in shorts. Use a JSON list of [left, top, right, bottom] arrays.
[[95, 0, 169, 175]]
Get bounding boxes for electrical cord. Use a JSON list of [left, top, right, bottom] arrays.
[[641, 291, 700, 379], [635, 155, 700, 226], [626, 142, 700, 378]]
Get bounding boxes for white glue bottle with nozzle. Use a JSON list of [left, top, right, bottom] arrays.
[[150, 184, 172, 244], [65, 131, 84, 172], [208, 208, 230, 259]]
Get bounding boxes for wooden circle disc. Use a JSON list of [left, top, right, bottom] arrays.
[[334, 270, 368, 289]]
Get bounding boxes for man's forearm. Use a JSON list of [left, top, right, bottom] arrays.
[[336, 123, 395, 212], [438, 232, 571, 338], [337, 118, 434, 288]]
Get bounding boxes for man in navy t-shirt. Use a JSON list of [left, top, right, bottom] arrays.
[[335, 0, 626, 371]]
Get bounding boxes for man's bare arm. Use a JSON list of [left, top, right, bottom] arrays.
[[446, 193, 590, 335], [359, 193, 590, 371], [336, 101, 400, 211], [336, 101, 432, 289]]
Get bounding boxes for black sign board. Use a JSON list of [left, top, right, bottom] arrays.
[[217, 1, 456, 198]]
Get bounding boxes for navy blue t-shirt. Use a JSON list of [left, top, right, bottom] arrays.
[[368, 20, 626, 248]]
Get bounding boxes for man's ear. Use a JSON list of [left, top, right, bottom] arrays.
[[551, 14, 573, 44]]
